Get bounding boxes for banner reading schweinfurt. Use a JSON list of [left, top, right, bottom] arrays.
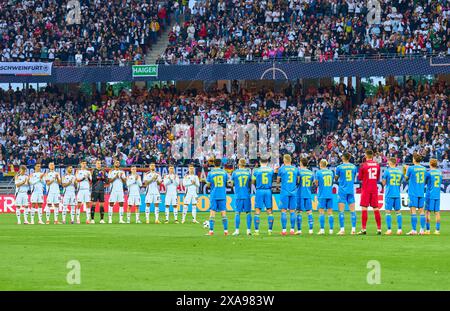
[[0, 62, 53, 76]]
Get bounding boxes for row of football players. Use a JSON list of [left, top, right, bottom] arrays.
[[13, 161, 201, 225], [204, 150, 442, 236]]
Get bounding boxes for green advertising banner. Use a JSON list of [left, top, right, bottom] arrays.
[[132, 65, 158, 77]]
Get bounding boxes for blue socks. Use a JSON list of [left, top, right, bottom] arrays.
[[436, 222, 440, 231], [222, 216, 228, 231], [420, 214, 426, 230], [386, 214, 392, 230], [329, 215, 334, 230], [290, 212, 296, 230], [268, 214, 274, 230], [397, 213, 402, 230], [411, 214, 417, 231], [339, 212, 344, 229], [297, 213, 302, 231], [319, 214, 325, 229], [209, 217, 215, 231], [254, 214, 260, 230], [246, 213, 252, 230], [235, 213, 240, 230], [281, 211, 287, 230], [308, 213, 313, 230], [351, 211, 356, 228], [426, 221, 430, 231]]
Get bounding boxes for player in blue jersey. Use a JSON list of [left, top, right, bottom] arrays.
[[231, 158, 252, 236], [404, 154, 427, 235], [252, 157, 275, 235], [297, 157, 315, 235], [425, 159, 442, 235], [315, 159, 335, 235], [206, 159, 229, 236], [334, 153, 358, 235], [276, 154, 299, 236], [382, 158, 404, 235]]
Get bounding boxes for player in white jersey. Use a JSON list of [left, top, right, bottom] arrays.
[[43, 162, 61, 224], [108, 160, 126, 224], [143, 163, 162, 224], [126, 166, 142, 224], [29, 163, 45, 224], [14, 165, 29, 224], [76, 160, 92, 224], [163, 166, 180, 223], [62, 166, 76, 224], [182, 165, 200, 224]]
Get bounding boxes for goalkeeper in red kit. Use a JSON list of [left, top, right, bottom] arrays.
[[357, 149, 382, 235]]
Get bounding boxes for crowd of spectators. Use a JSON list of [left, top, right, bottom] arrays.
[[159, 0, 450, 64], [0, 0, 175, 65], [0, 78, 449, 175]]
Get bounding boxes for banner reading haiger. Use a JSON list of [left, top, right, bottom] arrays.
[[1, 194, 449, 213], [0, 62, 53, 76]]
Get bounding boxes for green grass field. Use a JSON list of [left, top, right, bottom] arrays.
[[1, 212, 449, 291]]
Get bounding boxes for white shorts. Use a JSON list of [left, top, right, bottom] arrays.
[[15, 193, 29, 207], [127, 195, 141, 206], [183, 193, 198, 205], [77, 189, 91, 203], [63, 193, 76, 206], [165, 194, 178, 206], [30, 192, 44, 204], [47, 192, 60, 204], [145, 193, 161, 204], [109, 191, 124, 203]]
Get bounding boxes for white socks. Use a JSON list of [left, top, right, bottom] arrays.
[[84, 203, 90, 220], [192, 205, 197, 221], [16, 208, 21, 223], [119, 206, 124, 221], [37, 208, 43, 222], [155, 206, 159, 221], [165, 207, 170, 221], [45, 205, 51, 221], [182, 205, 188, 222], [54, 205, 59, 222], [30, 208, 36, 222], [108, 205, 113, 221], [173, 208, 178, 221], [145, 205, 150, 221]]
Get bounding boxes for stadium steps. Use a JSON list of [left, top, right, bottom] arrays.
[[0, 177, 14, 195], [145, 20, 175, 64]]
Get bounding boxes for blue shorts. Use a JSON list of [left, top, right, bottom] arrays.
[[409, 196, 425, 208], [338, 193, 355, 205], [425, 198, 440, 212], [235, 198, 251, 213], [318, 198, 333, 209], [385, 197, 401, 211], [255, 189, 272, 210], [210, 199, 227, 212], [280, 195, 297, 210], [297, 198, 312, 212]]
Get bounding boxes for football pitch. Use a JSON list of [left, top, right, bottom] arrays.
[[1, 212, 449, 291]]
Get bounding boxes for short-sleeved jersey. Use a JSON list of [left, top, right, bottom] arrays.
[[109, 169, 125, 192], [252, 166, 274, 190], [207, 168, 228, 200], [143, 171, 162, 195], [316, 169, 334, 199], [358, 160, 380, 194], [29, 172, 44, 194], [231, 168, 251, 199], [45, 171, 60, 194], [406, 165, 426, 197], [163, 174, 180, 196], [298, 168, 314, 198], [425, 169, 442, 199], [63, 174, 76, 194], [15, 174, 29, 194], [336, 163, 357, 194], [76, 169, 91, 190], [183, 174, 200, 195], [127, 174, 142, 196], [278, 165, 299, 196], [383, 167, 403, 198]]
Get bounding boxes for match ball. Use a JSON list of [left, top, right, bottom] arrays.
[[203, 221, 210, 229]]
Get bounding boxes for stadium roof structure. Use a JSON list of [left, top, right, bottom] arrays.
[[1, 57, 449, 83]]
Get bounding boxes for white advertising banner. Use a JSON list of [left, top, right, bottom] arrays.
[[0, 62, 53, 76]]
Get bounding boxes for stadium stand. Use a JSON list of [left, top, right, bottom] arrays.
[[0, 78, 448, 170], [0, 0, 175, 65], [158, 0, 449, 64]]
